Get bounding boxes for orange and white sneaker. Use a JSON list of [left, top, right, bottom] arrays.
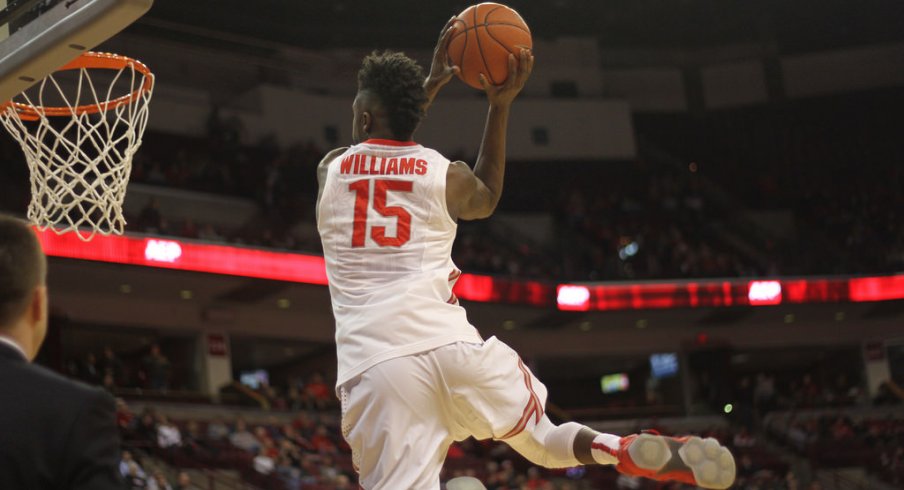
[[610, 432, 736, 489]]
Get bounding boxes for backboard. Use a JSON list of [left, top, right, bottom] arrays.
[[0, 0, 153, 103]]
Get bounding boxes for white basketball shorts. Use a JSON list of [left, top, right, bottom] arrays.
[[339, 336, 548, 490]]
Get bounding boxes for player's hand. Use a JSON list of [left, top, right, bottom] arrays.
[[424, 16, 461, 100], [479, 48, 534, 108]]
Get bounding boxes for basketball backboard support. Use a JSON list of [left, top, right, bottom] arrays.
[[0, 0, 152, 103]]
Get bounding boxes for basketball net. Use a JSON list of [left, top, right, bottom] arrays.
[[0, 52, 154, 240]]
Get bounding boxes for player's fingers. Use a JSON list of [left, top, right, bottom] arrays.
[[441, 16, 456, 36], [478, 73, 492, 91], [441, 18, 457, 42], [502, 53, 517, 87], [437, 16, 457, 51], [517, 50, 533, 83], [508, 51, 527, 86]]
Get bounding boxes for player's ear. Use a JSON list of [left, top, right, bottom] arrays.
[[362, 111, 372, 135], [27, 285, 48, 360]]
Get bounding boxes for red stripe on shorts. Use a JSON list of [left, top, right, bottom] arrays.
[[500, 359, 544, 439]]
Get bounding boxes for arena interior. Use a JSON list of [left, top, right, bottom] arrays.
[[1, 1, 903, 489]]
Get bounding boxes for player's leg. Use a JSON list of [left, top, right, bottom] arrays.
[[435, 337, 736, 490], [340, 353, 453, 490], [504, 414, 735, 489]]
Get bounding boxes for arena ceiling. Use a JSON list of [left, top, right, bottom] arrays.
[[141, 0, 904, 53]]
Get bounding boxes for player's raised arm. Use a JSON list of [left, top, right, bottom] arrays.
[[423, 16, 461, 111], [447, 49, 534, 221]]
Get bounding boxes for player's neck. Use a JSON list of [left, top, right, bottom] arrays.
[[366, 130, 408, 142]]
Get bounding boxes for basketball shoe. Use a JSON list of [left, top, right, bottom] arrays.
[[602, 432, 736, 489]]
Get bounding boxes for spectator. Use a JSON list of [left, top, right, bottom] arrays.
[[524, 467, 548, 489], [81, 352, 101, 384], [156, 415, 183, 449], [334, 474, 353, 490], [733, 428, 757, 448], [198, 224, 224, 242], [138, 198, 164, 232], [99, 345, 124, 386], [275, 455, 303, 490], [874, 382, 902, 405], [254, 425, 276, 452], [126, 462, 148, 489], [310, 424, 337, 453], [173, 472, 194, 490], [229, 419, 260, 453], [180, 219, 199, 239], [102, 372, 116, 392], [147, 471, 173, 490], [120, 450, 146, 480], [182, 420, 207, 456], [253, 448, 275, 475], [136, 410, 158, 442], [286, 384, 303, 410], [116, 398, 136, 434], [304, 372, 332, 409], [141, 344, 171, 390], [207, 415, 230, 441], [785, 471, 800, 490]]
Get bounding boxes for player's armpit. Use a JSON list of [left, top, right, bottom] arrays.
[[317, 147, 350, 181], [446, 161, 496, 221]]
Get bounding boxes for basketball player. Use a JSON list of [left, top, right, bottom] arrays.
[[315, 18, 736, 490]]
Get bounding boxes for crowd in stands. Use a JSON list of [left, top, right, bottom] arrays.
[[767, 410, 904, 488], [117, 399, 355, 490], [635, 88, 904, 276], [67, 344, 174, 392], [55, 337, 902, 489]]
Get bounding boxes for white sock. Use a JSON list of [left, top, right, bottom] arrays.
[[590, 433, 621, 465]]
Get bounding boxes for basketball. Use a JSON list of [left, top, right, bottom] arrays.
[[447, 2, 532, 90]]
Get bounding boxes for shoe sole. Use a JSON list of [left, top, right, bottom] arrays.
[[627, 434, 736, 489]]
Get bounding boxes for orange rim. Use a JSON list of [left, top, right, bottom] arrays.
[[1, 52, 154, 121]]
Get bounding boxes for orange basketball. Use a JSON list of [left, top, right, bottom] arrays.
[[446, 2, 532, 90]]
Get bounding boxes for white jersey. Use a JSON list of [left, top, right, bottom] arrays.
[[317, 139, 482, 387]]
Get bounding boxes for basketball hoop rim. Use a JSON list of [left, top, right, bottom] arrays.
[[1, 51, 154, 122]]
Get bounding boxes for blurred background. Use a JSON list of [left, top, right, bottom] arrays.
[[1, 0, 903, 489]]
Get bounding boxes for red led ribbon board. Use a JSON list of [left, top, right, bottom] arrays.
[[558, 275, 904, 311], [36, 229, 329, 285], [34, 229, 552, 306], [35, 230, 904, 310]]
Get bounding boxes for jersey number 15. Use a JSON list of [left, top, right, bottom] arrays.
[[349, 179, 413, 247]]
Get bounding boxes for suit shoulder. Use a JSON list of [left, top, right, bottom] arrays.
[[15, 361, 111, 405]]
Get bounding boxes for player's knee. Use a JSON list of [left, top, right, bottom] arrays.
[[507, 419, 585, 469]]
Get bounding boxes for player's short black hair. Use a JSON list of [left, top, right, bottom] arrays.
[[0, 214, 46, 329], [357, 50, 428, 141]]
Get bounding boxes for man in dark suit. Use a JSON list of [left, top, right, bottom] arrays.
[[0, 214, 124, 489]]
